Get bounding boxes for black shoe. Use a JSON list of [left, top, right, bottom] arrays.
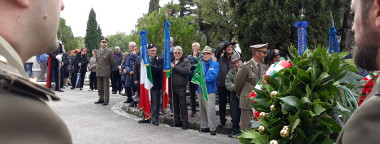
[[102, 102, 109, 106], [191, 112, 196, 117], [170, 123, 182, 127], [70, 87, 75, 89], [80, 88, 82, 90], [128, 102, 135, 107], [112, 91, 117, 94], [182, 122, 188, 130], [138, 119, 150, 123], [121, 93, 128, 96], [55, 90, 64, 92], [199, 128, 210, 133], [210, 131, 216, 135], [94, 101, 104, 104], [125, 99, 133, 103], [152, 121, 159, 126], [218, 120, 226, 128]]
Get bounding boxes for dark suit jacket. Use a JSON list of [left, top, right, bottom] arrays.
[[96, 48, 115, 77], [150, 56, 163, 90]]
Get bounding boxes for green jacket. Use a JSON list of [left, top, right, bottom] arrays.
[[225, 68, 238, 98]]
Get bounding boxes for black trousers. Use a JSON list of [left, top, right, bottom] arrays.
[[173, 89, 188, 124], [111, 71, 122, 92], [188, 81, 197, 113], [71, 71, 85, 88], [230, 93, 241, 133], [151, 89, 161, 123], [218, 86, 230, 122], [89, 72, 97, 90], [126, 86, 137, 101], [54, 69, 64, 91]]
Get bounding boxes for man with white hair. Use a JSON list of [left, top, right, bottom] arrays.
[[123, 42, 138, 105], [170, 46, 191, 130]]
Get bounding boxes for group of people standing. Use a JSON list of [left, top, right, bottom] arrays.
[[37, 35, 283, 138]]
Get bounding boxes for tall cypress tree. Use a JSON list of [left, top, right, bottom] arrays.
[[85, 8, 102, 56], [148, 0, 160, 14]]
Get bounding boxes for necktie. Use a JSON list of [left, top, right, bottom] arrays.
[[257, 63, 261, 76]]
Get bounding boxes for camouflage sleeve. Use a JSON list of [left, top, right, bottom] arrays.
[[225, 69, 235, 92]]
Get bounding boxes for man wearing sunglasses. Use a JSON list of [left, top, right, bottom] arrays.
[[95, 37, 115, 106], [235, 43, 268, 131]]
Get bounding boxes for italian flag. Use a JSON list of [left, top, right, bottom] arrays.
[[139, 57, 153, 120], [162, 71, 170, 110]]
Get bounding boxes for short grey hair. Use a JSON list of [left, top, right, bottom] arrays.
[[129, 42, 137, 47], [192, 42, 200, 47], [115, 46, 120, 50], [173, 46, 183, 52], [170, 37, 174, 43]]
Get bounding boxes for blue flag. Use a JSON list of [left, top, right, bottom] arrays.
[[163, 20, 171, 72], [140, 30, 149, 66], [295, 21, 308, 56], [328, 22, 339, 54]]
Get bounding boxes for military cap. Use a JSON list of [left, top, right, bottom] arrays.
[[231, 52, 241, 63], [202, 46, 213, 54], [250, 43, 268, 52]]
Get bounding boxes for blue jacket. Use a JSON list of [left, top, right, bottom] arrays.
[[197, 60, 219, 93], [123, 53, 138, 87], [36, 54, 49, 63]]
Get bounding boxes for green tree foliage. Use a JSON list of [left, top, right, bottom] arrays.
[[85, 8, 103, 56], [107, 32, 131, 51], [195, 0, 234, 47], [229, 0, 350, 60], [179, 0, 195, 17], [75, 36, 85, 48], [57, 18, 79, 51], [129, 4, 204, 55], [148, 0, 160, 14]]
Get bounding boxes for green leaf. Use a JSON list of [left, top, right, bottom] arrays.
[[280, 96, 301, 110], [319, 117, 342, 133], [305, 85, 312, 98], [300, 97, 311, 104], [312, 103, 326, 116], [267, 125, 282, 137], [291, 118, 300, 132], [307, 131, 323, 144], [238, 130, 260, 144]]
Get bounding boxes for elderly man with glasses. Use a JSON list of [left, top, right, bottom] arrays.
[[169, 46, 191, 130]]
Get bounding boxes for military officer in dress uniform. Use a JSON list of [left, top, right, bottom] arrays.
[[95, 37, 115, 106], [337, 0, 380, 143], [0, 0, 72, 143], [235, 43, 268, 131]]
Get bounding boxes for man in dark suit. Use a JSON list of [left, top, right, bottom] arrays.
[[337, 0, 380, 143], [138, 44, 163, 126], [111, 46, 123, 94], [94, 37, 115, 106]]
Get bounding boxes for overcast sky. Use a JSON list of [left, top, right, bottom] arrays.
[[61, 0, 178, 37]]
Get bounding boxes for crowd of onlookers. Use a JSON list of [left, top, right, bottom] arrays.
[[29, 37, 283, 138]]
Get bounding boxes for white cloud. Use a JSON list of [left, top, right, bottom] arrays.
[[61, 0, 178, 37]]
